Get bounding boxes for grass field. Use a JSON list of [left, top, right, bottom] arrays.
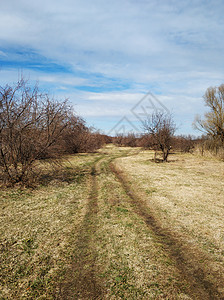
[[0, 145, 224, 299]]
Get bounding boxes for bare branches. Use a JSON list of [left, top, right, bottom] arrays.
[[0, 78, 109, 185], [0, 79, 72, 184], [142, 111, 176, 162], [194, 84, 224, 144]]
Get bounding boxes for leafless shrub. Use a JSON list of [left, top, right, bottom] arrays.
[[172, 135, 196, 153], [137, 134, 154, 148], [113, 134, 124, 146], [0, 78, 72, 185], [0, 79, 112, 186], [113, 133, 139, 147], [62, 120, 109, 154], [142, 112, 176, 162], [61, 116, 90, 154], [194, 135, 224, 159], [123, 133, 139, 147]]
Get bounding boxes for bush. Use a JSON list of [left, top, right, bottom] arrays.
[[0, 79, 109, 185], [0, 79, 73, 184]]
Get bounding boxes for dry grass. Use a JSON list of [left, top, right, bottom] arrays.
[[2, 145, 223, 299], [0, 153, 100, 299], [89, 147, 193, 299], [115, 149, 224, 294]]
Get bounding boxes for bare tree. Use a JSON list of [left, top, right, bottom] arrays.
[[194, 84, 224, 145], [0, 78, 72, 184], [142, 111, 176, 162]]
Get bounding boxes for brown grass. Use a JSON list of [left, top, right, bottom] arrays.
[[1, 145, 224, 299], [115, 149, 224, 297], [0, 153, 100, 299], [95, 153, 193, 299]]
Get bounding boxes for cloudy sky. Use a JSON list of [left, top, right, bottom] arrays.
[[0, 0, 224, 135]]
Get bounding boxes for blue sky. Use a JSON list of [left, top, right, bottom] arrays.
[[0, 0, 224, 135]]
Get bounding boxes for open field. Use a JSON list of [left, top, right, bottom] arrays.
[[1, 145, 224, 299]]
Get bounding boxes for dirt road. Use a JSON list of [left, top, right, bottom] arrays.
[[60, 147, 224, 299]]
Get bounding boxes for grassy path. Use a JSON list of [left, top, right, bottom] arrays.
[[1, 146, 223, 299], [59, 159, 104, 299], [73, 148, 192, 299]]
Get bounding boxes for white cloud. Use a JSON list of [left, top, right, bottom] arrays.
[[38, 75, 87, 86], [0, 50, 7, 57]]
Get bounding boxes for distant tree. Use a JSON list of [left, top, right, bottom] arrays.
[[172, 135, 195, 153], [114, 134, 124, 146], [194, 84, 224, 145], [142, 112, 176, 162]]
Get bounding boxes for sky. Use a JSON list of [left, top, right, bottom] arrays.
[[0, 0, 224, 136]]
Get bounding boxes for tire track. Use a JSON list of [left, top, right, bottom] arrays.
[[110, 162, 224, 300], [59, 158, 103, 300]]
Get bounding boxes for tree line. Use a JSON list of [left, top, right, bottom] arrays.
[[114, 83, 224, 161], [1, 79, 223, 185], [0, 78, 110, 185]]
